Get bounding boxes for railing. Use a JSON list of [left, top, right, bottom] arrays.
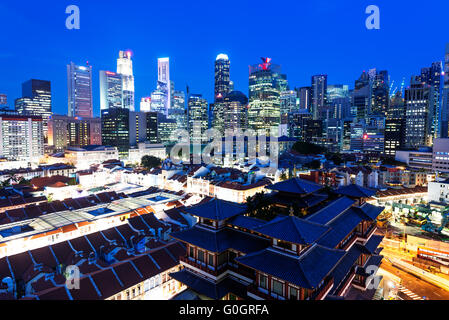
[[247, 285, 275, 300], [179, 256, 220, 277], [227, 264, 255, 280], [335, 268, 356, 296]]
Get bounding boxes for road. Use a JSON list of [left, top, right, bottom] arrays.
[[381, 260, 449, 300]]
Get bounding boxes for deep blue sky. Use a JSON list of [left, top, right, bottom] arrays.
[[0, 0, 447, 117]]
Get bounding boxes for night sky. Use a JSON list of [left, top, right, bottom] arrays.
[[0, 0, 447, 117]]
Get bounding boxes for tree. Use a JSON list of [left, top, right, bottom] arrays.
[[141, 155, 162, 170], [246, 192, 277, 221], [292, 142, 326, 155], [306, 160, 321, 170], [280, 172, 288, 181]]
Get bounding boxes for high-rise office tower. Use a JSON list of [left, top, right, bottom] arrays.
[[0, 94, 7, 106], [248, 58, 287, 135], [0, 113, 44, 161], [327, 85, 350, 120], [67, 62, 93, 118], [117, 51, 135, 111], [370, 70, 389, 116], [215, 54, 231, 100], [99, 71, 123, 111], [223, 91, 248, 132], [441, 44, 449, 138], [140, 97, 152, 113], [311, 75, 328, 120], [352, 71, 371, 120], [157, 58, 171, 116], [280, 90, 297, 136], [384, 91, 405, 157], [188, 94, 209, 143], [418, 62, 443, 139], [404, 78, 432, 149], [15, 79, 52, 140], [101, 107, 130, 157], [169, 90, 187, 129], [48, 115, 102, 152], [297, 87, 312, 111]]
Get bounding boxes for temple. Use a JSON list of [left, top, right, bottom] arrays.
[[169, 178, 384, 300]]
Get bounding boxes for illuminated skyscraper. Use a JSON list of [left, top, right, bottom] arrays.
[[311, 75, 327, 120], [384, 91, 405, 157], [188, 94, 208, 143], [140, 97, 152, 113], [15, 79, 52, 141], [99, 71, 123, 111], [156, 58, 171, 116], [215, 54, 231, 100], [67, 62, 93, 118], [169, 90, 187, 129], [370, 70, 389, 116], [441, 44, 449, 138], [117, 51, 135, 111], [0, 94, 6, 106], [248, 58, 287, 135], [404, 78, 432, 149], [223, 91, 248, 132]]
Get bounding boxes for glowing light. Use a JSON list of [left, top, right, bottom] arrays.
[[216, 54, 229, 61], [363, 134, 369, 140]]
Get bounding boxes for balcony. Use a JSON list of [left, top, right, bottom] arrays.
[[247, 284, 276, 300], [179, 256, 220, 277]]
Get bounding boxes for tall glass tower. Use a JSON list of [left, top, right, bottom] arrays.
[[99, 71, 123, 111], [15, 79, 52, 140], [248, 58, 287, 135], [441, 44, 449, 138], [117, 51, 135, 111], [214, 54, 231, 100], [157, 58, 171, 116], [67, 62, 93, 118]]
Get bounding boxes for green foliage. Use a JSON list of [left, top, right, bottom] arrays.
[[306, 160, 321, 170], [292, 142, 327, 155], [246, 192, 277, 221], [327, 153, 343, 166], [141, 155, 162, 170]]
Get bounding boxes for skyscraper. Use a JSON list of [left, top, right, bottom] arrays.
[[223, 91, 248, 132], [156, 58, 171, 116], [117, 51, 135, 111], [384, 91, 405, 157], [188, 94, 208, 143], [418, 62, 443, 139], [99, 71, 123, 111], [404, 78, 432, 149], [440, 44, 449, 138], [214, 54, 231, 100], [297, 87, 312, 111], [140, 97, 152, 113], [248, 58, 287, 135], [0, 94, 7, 106], [67, 62, 93, 118], [370, 70, 389, 116], [311, 75, 327, 120], [169, 90, 187, 129], [352, 71, 371, 120], [101, 107, 130, 157], [15, 79, 52, 140]]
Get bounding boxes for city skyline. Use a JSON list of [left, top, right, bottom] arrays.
[[0, 0, 448, 116]]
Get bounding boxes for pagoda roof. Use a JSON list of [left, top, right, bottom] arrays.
[[182, 198, 247, 221], [307, 197, 356, 225], [227, 215, 267, 230], [253, 215, 330, 245], [334, 184, 377, 198], [170, 226, 270, 254], [266, 178, 323, 195], [236, 245, 345, 290], [170, 270, 248, 300]]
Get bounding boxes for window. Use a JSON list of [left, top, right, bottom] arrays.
[[218, 252, 228, 266], [197, 250, 205, 263], [259, 274, 268, 289], [289, 287, 298, 300], [272, 279, 284, 296], [189, 247, 195, 258], [208, 253, 214, 266]]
